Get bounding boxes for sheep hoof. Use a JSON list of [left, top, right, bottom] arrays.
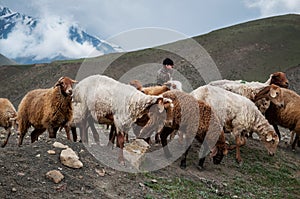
[[236, 160, 243, 167], [119, 160, 125, 166], [180, 161, 187, 170], [196, 165, 205, 171]]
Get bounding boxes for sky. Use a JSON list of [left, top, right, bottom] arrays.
[[1, 0, 300, 60]]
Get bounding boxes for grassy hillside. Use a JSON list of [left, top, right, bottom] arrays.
[[196, 14, 300, 81]]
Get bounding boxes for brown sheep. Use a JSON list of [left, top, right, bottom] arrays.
[[129, 79, 178, 95], [157, 90, 228, 170], [17, 76, 77, 145], [263, 87, 300, 150], [268, 71, 289, 88], [0, 98, 17, 147]]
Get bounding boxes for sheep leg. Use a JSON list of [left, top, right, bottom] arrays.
[[71, 126, 77, 142], [117, 131, 125, 165], [1, 128, 11, 147], [272, 124, 281, 141], [160, 126, 174, 158], [48, 127, 59, 138], [64, 126, 71, 140], [180, 145, 191, 169], [108, 124, 116, 147], [235, 135, 246, 164], [80, 120, 89, 144], [292, 135, 299, 150], [31, 128, 46, 143], [88, 120, 100, 144], [18, 131, 27, 146]]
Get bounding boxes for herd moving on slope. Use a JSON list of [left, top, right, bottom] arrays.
[[0, 71, 299, 170]]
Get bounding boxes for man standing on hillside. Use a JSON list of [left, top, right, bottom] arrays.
[[157, 58, 174, 85]]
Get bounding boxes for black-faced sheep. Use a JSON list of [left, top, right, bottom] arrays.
[[157, 90, 228, 170], [191, 85, 280, 163], [262, 87, 300, 150], [72, 75, 173, 165], [17, 76, 77, 145], [0, 98, 17, 147]]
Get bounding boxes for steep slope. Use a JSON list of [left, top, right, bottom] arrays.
[[196, 14, 300, 81]]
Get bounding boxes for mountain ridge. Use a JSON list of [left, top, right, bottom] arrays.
[[0, 6, 122, 64]]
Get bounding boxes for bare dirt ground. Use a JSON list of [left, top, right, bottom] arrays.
[[0, 125, 299, 199]]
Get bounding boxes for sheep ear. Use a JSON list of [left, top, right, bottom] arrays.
[[55, 77, 65, 87], [156, 97, 165, 113], [71, 79, 78, 84], [266, 133, 273, 142], [269, 87, 277, 98]]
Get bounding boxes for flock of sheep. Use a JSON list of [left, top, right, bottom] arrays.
[[0, 71, 299, 170]]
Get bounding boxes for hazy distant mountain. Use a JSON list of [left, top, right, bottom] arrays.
[[0, 53, 17, 65], [0, 6, 122, 64]]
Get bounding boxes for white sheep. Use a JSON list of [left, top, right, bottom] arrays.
[[208, 72, 288, 114], [190, 85, 279, 163], [17, 77, 77, 146], [73, 75, 173, 165], [0, 98, 17, 147]]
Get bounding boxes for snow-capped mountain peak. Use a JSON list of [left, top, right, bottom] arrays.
[[0, 6, 123, 64]]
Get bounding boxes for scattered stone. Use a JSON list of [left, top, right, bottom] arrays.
[[36, 154, 41, 158], [139, 182, 145, 187], [11, 187, 17, 192], [57, 167, 63, 171], [46, 170, 64, 184], [95, 168, 105, 177], [17, 172, 25, 176], [47, 150, 56, 155], [60, 148, 83, 169], [55, 183, 67, 192], [123, 139, 150, 169], [151, 179, 157, 183], [53, 142, 68, 149]]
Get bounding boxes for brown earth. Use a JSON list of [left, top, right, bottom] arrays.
[[0, 121, 299, 199]]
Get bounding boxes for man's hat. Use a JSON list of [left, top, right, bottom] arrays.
[[163, 58, 174, 66]]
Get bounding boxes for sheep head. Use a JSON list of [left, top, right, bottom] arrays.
[[263, 131, 279, 156], [270, 72, 289, 88], [137, 97, 173, 139], [129, 80, 143, 91], [55, 76, 77, 96], [254, 84, 284, 108]]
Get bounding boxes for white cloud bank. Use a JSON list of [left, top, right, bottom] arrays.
[[0, 14, 102, 61], [245, 0, 300, 16]]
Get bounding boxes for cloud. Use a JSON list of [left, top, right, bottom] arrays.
[[245, 0, 300, 16], [0, 14, 102, 60]]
